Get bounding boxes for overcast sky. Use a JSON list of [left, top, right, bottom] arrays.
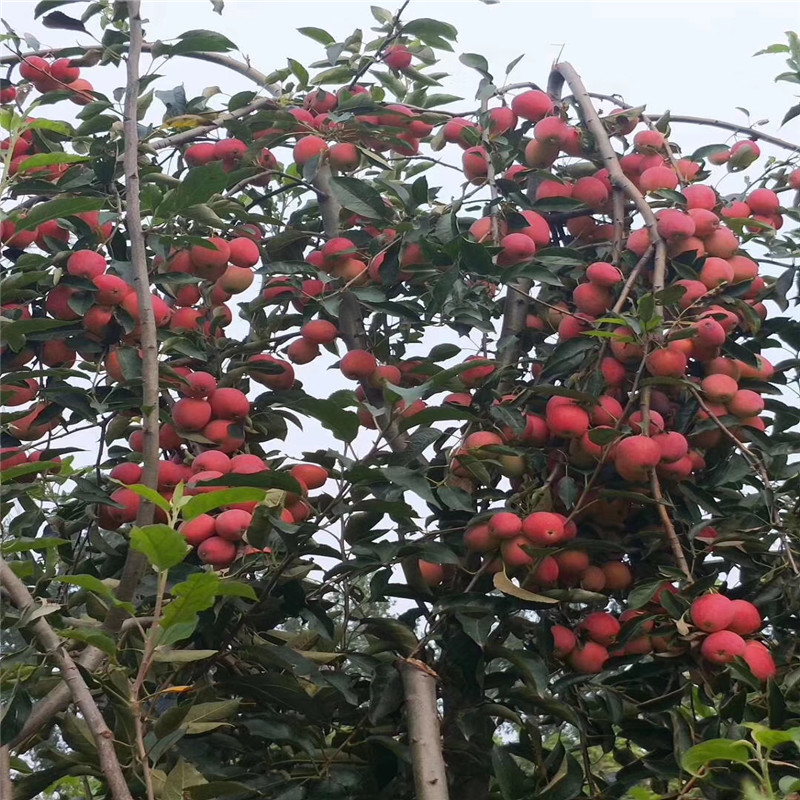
[[3, 0, 799, 135]]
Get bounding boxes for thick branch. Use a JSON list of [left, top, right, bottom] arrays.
[[398, 659, 450, 800], [553, 62, 667, 297], [0, 560, 134, 800], [103, 0, 160, 637]]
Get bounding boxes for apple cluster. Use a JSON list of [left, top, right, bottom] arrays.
[[2, 61, 793, 688]]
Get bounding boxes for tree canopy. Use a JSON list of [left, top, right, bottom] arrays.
[[1, 2, 799, 800]]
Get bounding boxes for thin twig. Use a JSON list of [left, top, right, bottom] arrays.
[[650, 470, 692, 580], [346, 0, 411, 90]]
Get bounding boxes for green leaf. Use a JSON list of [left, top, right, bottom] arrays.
[[681, 739, 753, 776], [493, 572, 558, 604], [216, 580, 258, 600], [181, 488, 267, 520], [360, 618, 418, 655], [287, 58, 309, 88], [2, 537, 68, 555], [402, 18, 457, 41], [297, 27, 335, 45], [782, 102, 800, 126], [0, 461, 62, 483], [310, 66, 355, 85], [13, 197, 105, 231], [159, 162, 229, 217], [163, 758, 207, 800], [195, 472, 301, 493], [61, 628, 116, 658], [371, 6, 393, 24], [491, 746, 528, 800], [691, 143, 730, 161], [130, 524, 190, 570], [745, 723, 800, 750], [152, 648, 218, 663], [125, 483, 172, 513], [14, 153, 89, 173], [328, 176, 388, 219], [41, 10, 86, 31], [184, 699, 240, 725], [401, 18, 457, 49], [160, 572, 220, 641], [34, 0, 80, 17], [170, 29, 237, 55], [383, 466, 436, 502], [188, 784, 252, 800], [282, 394, 360, 442], [459, 53, 491, 78], [753, 43, 790, 55], [52, 574, 114, 598]]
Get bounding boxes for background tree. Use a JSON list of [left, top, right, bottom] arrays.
[[1, 2, 799, 800]]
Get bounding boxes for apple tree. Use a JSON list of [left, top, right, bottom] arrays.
[[1, 2, 800, 799]]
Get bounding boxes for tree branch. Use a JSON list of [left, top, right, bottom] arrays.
[[398, 659, 450, 800], [0, 559, 134, 800], [553, 62, 668, 304], [103, 0, 160, 635], [149, 95, 277, 150], [649, 472, 692, 580], [0, 746, 12, 800], [1, 44, 275, 90], [584, 93, 800, 153]]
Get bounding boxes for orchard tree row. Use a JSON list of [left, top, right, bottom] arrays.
[[1, 2, 799, 799]]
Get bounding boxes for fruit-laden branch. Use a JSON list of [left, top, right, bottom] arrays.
[[398, 659, 450, 800], [311, 157, 409, 451], [585, 93, 800, 154], [0, 44, 274, 90], [0, 559, 134, 800], [551, 63, 693, 578]]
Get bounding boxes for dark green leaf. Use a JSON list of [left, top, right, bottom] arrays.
[[328, 176, 388, 219], [14, 197, 105, 231], [171, 30, 237, 55], [297, 27, 335, 45]]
